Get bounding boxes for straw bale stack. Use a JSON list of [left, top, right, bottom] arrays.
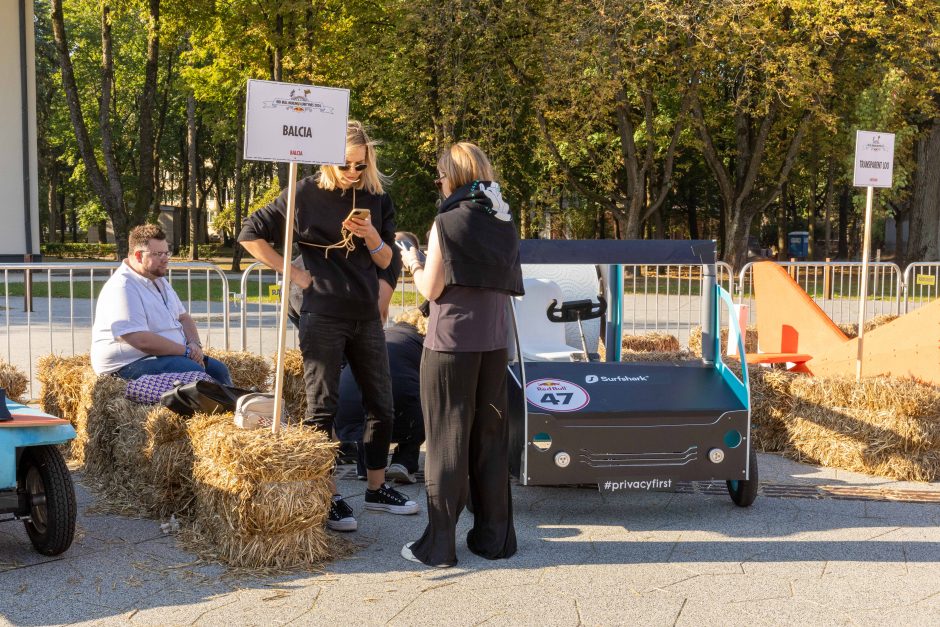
[[688, 326, 760, 357], [620, 349, 697, 363], [782, 376, 940, 481], [836, 314, 898, 339], [621, 332, 680, 353], [281, 349, 307, 422], [0, 361, 29, 403], [206, 349, 271, 391], [36, 353, 92, 423], [188, 413, 342, 569], [75, 373, 195, 516], [746, 368, 798, 452]]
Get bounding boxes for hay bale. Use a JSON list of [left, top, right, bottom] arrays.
[[620, 349, 697, 363], [837, 314, 898, 339], [688, 326, 759, 357], [36, 353, 92, 423], [0, 361, 29, 403], [206, 349, 271, 391], [77, 374, 195, 517], [188, 413, 340, 569], [281, 349, 307, 423], [621, 332, 680, 353], [747, 368, 798, 452]]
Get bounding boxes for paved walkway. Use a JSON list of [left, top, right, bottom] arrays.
[[1, 452, 938, 626]]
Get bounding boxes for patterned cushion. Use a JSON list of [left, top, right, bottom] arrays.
[[124, 371, 217, 405]]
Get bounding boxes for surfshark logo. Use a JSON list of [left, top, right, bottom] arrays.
[[585, 374, 649, 383]]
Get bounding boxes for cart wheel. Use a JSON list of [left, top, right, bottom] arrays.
[[19, 445, 76, 556], [727, 446, 759, 507]]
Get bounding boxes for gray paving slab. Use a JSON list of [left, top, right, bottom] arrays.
[[0, 451, 938, 626]]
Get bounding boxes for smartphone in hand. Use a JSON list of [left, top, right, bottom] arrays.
[[345, 208, 371, 222]]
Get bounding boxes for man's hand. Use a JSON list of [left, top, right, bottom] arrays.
[[187, 341, 204, 364], [290, 265, 313, 289]]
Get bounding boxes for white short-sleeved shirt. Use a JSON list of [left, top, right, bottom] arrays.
[[91, 261, 187, 374]]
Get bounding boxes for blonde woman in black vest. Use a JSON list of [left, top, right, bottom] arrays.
[[400, 142, 524, 567]]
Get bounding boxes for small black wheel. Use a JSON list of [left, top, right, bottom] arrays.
[[727, 446, 759, 507], [19, 445, 76, 556]]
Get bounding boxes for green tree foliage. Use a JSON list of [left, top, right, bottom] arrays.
[[36, 0, 940, 266]]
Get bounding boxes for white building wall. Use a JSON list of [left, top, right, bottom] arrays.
[[0, 1, 39, 260]]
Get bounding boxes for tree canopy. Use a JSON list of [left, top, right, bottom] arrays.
[[37, 0, 940, 265]]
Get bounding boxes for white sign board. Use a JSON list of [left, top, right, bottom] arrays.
[[853, 130, 895, 188], [244, 79, 349, 165]]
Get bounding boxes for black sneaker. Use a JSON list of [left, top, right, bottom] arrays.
[[327, 495, 357, 532], [364, 483, 419, 515]]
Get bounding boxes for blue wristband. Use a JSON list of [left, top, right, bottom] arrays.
[[369, 241, 386, 255], [184, 345, 191, 358]]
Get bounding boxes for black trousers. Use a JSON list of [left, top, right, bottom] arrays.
[[298, 313, 393, 470], [411, 347, 517, 567]]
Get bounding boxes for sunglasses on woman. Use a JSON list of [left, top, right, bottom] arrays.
[[338, 163, 368, 172]]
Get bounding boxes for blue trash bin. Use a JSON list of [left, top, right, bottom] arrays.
[[787, 231, 809, 259]]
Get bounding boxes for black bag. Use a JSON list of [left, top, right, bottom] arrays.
[[159, 380, 252, 417]]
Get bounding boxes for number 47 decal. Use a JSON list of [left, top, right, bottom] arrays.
[[540, 392, 573, 405]]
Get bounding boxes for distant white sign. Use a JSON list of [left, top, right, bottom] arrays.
[[243, 80, 349, 165], [853, 130, 895, 188]]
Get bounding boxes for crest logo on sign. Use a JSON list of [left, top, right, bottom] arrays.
[[525, 378, 590, 412]]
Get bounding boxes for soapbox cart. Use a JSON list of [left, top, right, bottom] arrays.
[[507, 240, 757, 506], [0, 394, 77, 555]]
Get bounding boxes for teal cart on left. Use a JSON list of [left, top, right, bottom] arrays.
[[0, 393, 77, 555]]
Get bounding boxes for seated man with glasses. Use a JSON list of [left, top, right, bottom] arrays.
[[90, 224, 232, 384]]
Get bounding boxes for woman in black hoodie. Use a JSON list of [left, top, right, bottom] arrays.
[[400, 142, 524, 567]]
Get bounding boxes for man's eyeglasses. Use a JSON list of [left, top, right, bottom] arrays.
[[338, 163, 368, 172], [139, 249, 172, 259]]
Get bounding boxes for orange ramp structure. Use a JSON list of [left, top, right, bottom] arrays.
[[748, 260, 940, 385], [807, 297, 940, 383], [747, 261, 849, 370]]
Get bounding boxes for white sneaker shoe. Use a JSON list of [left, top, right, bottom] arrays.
[[401, 542, 452, 568], [386, 463, 417, 484]]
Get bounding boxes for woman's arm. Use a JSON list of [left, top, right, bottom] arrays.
[[240, 239, 312, 289], [408, 223, 445, 301]]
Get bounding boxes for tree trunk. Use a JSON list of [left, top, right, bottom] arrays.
[[47, 162, 59, 243], [50, 0, 127, 255], [135, 0, 160, 222], [187, 92, 198, 260], [906, 116, 940, 262], [838, 184, 850, 259]]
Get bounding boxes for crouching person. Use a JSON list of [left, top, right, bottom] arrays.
[[90, 224, 232, 385]]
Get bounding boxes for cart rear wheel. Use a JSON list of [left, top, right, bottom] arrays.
[[727, 446, 759, 507], [20, 445, 76, 555]]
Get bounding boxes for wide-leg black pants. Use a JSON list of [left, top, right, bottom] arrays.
[[411, 347, 517, 567]]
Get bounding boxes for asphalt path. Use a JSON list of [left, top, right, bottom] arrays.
[[1, 452, 938, 626]]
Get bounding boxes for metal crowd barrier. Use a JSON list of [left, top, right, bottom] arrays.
[[902, 262, 940, 313], [0, 261, 230, 399], [620, 262, 735, 347], [5, 256, 938, 400], [736, 261, 903, 327]]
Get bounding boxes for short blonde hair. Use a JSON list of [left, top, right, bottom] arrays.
[[437, 142, 497, 191], [394, 307, 428, 335], [319, 120, 388, 195]]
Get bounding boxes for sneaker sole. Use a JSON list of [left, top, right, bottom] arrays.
[[327, 519, 358, 532], [365, 502, 419, 515], [385, 469, 417, 484]]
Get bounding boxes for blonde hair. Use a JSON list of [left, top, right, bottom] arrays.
[[319, 120, 388, 195], [437, 142, 497, 191], [394, 307, 428, 336]]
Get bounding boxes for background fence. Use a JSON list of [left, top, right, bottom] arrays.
[[2, 258, 937, 400]]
